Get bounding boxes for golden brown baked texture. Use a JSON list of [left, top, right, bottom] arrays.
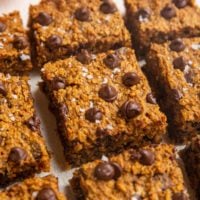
[[0, 175, 66, 200], [41, 47, 167, 167], [146, 38, 200, 143], [0, 11, 32, 73], [0, 73, 50, 187], [125, 0, 200, 55], [181, 136, 200, 199], [70, 144, 189, 200], [29, 0, 131, 67]]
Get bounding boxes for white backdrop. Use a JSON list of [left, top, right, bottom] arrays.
[[0, 0, 199, 199]]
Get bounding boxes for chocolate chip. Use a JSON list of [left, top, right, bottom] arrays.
[[85, 108, 103, 123], [173, 57, 187, 71], [52, 77, 66, 90], [173, 0, 188, 8], [75, 7, 91, 21], [13, 35, 29, 50], [119, 100, 142, 120], [99, 84, 118, 102], [94, 162, 115, 181], [0, 22, 6, 32], [137, 8, 151, 20], [76, 49, 92, 64], [103, 53, 120, 69], [161, 5, 176, 20], [169, 39, 185, 52], [46, 35, 62, 50], [146, 93, 157, 104], [171, 89, 183, 101], [139, 149, 155, 165], [36, 188, 57, 200], [172, 192, 188, 200], [111, 162, 122, 180], [100, 0, 117, 14], [0, 82, 7, 96], [8, 147, 27, 163], [122, 72, 140, 87], [35, 12, 53, 26], [184, 70, 193, 84], [25, 115, 40, 131], [130, 149, 142, 161]]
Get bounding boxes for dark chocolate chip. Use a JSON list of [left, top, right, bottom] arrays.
[[161, 5, 176, 20], [146, 93, 157, 104], [75, 7, 91, 21], [169, 38, 185, 52], [52, 77, 66, 90], [119, 100, 142, 120], [111, 162, 122, 179], [100, 0, 117, 14], [98, 84, 118, 102], [0, 22, 6, 32], [173, 56, 187, 71], [36, 188, 57, 200], [137, 8, 151, 20], [139, 149, 155, 165], [13, 35, 29, 50], [46, 35, 62, 50], [76, 49, 92, 64], [59, 104, 68, 119], [94, 162, 115, 181], [122, 72, 140, 87], [130, 149, 142, 161], [0, 82, 7, 96], [172, 192, 188, 200], [184, 70, 193, 84], [173, 0, 188, 8], [8, 147, 27, 163], [25, 116, 40, 131], [96, 127, 109, 137], [35, 12, 53, 26], [103, 53, 120, 69], [171, 89, 183, 101], [85, 107, 103, 123]]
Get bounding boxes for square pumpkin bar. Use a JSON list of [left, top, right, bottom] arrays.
[[29, 0, 131, 67], [41, 47, 167, 166], [125, 0, 200, 55]]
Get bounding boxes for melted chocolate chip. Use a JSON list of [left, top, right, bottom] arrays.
[[76, 49, 92, 64], [119, 100, 142, 120], [35, 12, 53, 26], [172, 192, 188, 200], [122, 72, 140, 87], [171, 89, 183, 101], [146, 93, 157, 104], [85, 107, 103, 122], [0, 22, 6, 32], [0, 82, 7, 96], [25, 115, 40, 131], [139, 149, 155, 165], [184, 70, 193, 84], [46, 35, 62, 50], [173, 0, 188, 8], [8, 147, 27, 163], [94, 162, 115, 181], [137, 8, 151, 20], [51, 77, 66, 90], [169, 39, 185, 52], [100, 0, 117, 14], [161, 5, 176, 19], [173, 56, 187, 71], [111, 162, 122, 180], [36, 188, 57, 200], [98, 84, 118, 102], [13, 35, 29, 50], [103, 53, 120, 69], [75, 7, 91, 21]]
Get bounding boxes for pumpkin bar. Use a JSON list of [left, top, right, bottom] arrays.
[[0, 73, 50, 187], [0, 175, 66, 200], [125, 0, 200, 56], [146, 38, 200, 143], [29, 0, 131, 67], [0, 11, 32, 73], [70, 144, 189, 200], [41, 47, 167, 167]]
